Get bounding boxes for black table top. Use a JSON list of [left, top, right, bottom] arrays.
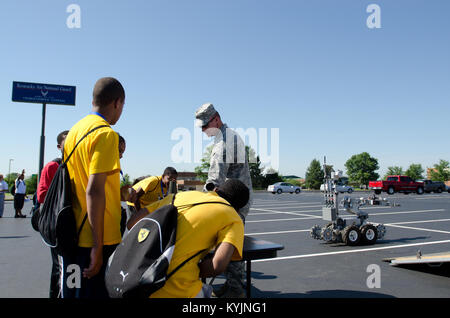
[[243, 235, 284, 261]]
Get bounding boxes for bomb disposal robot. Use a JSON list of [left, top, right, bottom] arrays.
[[310, 159, 388, 246]]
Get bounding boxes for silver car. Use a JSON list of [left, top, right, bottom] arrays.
[[320, 183, 354, 193], [268, 182, 301, 194]]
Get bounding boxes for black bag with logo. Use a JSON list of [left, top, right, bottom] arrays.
[[36, 125, 109, 255], [105, 199, 181, 298], [105, 195, 231, 298]]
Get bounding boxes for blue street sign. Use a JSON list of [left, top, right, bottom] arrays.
[[12, 81, 76, 106]]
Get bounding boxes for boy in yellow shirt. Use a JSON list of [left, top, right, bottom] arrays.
[[61, 77, 132, 298], [127, 167, 178, 212], [127, 179, 249, 298]]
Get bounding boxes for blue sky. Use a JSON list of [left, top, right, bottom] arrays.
[[1, 0, 449, 181]]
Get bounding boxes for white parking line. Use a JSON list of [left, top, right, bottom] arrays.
[[253, 199, 300, 204], [415, 197, 450, 200], [252, 239, 450, 263], [253, 204, 323, 209], [385, 224, 450, 235], [369, 209, 445, 216], [248, 208, 322, 219], [389, 218, 450, 225], [248, 208, 445, 221], [252, 202, 321, 207], [247, 229, 310, 236], [249, 211, 280, 216], [246, 219, 450, 236], [246, 216, 320, 223]]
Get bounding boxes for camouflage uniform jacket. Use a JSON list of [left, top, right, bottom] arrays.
[[206, 124, 253, 220]]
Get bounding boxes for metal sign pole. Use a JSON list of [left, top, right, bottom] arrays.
[[38, 103, 46, 183]]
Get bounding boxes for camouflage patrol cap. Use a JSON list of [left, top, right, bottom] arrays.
[[195, 103, 218, 127]]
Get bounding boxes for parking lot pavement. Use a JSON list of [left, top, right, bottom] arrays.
[[1, 191, 449, 298], [0, 200, 51, 298], [245, 191, 450, 297]]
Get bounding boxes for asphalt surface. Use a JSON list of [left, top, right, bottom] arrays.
[[1, 191, 450, 298]]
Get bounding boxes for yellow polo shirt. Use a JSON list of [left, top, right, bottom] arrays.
[[127, 175, 166, 208], [143, 191, 244, 298], [64, 114, 121, 247]]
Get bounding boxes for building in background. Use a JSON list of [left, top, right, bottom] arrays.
[[427, 168, 450, 187], [177, 172, 204, 191]]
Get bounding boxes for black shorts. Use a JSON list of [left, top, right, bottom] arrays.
[[14, 193, 25, 210], [60, 245, 118, 298]]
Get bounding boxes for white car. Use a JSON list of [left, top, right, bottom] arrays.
[[268, 182, 301, 194], [320, 183, 354, 193]]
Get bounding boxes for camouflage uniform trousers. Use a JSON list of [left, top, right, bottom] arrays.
[[223, 198, 251, 294]]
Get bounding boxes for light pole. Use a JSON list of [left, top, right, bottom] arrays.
[[8, 159, 13, 185]]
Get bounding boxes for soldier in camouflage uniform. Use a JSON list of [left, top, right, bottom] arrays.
[[195, 103, 253, 298]]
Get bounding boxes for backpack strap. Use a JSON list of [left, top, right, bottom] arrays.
[[52, 158, 63, 165], [175, 201, 232, 211], [63, 124, 110, 236], [63, 124, 110, 165], [77, 213, 88, 238], [166, 249, 207, 280], [163, 195, 229, 280]]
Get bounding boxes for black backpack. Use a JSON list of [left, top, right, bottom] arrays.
[[105, 196, 231, 298], [36, 125, 109, 255], [10, 183, 16, 196], [31, 158, 63, 231]]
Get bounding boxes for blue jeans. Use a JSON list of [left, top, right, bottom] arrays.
[[0, 193, 4, 217]]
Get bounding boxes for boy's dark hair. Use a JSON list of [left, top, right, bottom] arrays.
[[132, 175, 151, 186], [163, 167, 178, 177], [216, 179, 249, 212], [93, 77, 125, 108], [118, 134, 125, 145], [57, 130, 69, 145]]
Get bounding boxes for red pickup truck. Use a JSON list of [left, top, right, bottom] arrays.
[[369, 175, 424, 195]]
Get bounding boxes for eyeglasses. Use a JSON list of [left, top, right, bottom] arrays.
[[201, 115, 216, 130], [202, 121, 211, 130]]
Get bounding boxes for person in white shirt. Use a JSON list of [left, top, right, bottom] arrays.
[[14, 170, 27, 218], [0, 174, 8, 218]]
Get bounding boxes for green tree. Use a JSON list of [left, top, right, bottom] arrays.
[[120, 173, 132, 187], [25, 174, 38, 194], [246, 146, 266, 189], [194, 145, 213, 183], [405, 163, 424, 181], [345, 152, 379, 187], [262, 168, 283, 188], [6, 173, 18, 187], [384, 166, 404, 179], [305, 159, 323, 190], [324, 165, 334, 178], [283, 178, 303, 187], [429, 159, 450, 181]]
